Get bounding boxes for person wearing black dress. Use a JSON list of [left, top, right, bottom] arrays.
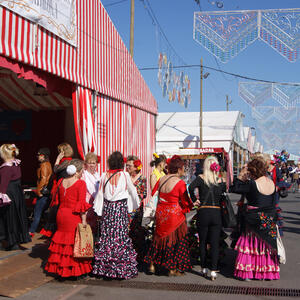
[[0, 144, 31, 250]]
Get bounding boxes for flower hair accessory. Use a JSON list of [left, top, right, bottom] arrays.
[[153, 153, 159, 159], [210, 162, 220, 172], [134, 159, 142, 171], [66, 165, 77, 176], [166, 158, 171, 165], [123, 157, 127, 164]]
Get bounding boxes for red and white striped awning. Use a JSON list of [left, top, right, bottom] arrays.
[[0, 67, 71, 111]]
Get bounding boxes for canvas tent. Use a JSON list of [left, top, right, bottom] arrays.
[[156, 111, 250, 173], [0, 1, 157, 191]]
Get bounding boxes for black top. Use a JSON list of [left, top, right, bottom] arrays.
[[188, 176, 226, 207], [229, 178, 275, 208]]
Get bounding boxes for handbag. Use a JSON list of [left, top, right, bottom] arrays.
[[276, 225, 286, 264], [74, 223, 94, 258], [220, 193, 237, 228], [41, 186, 51, 196]]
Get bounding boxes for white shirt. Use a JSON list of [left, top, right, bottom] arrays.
[[93, 171, 140, 216]]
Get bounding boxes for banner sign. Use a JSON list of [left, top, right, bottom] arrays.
[[0, 0, 77, 46]]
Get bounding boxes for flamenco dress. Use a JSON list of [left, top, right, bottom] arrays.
[[45, 179, 92, 278], [144, 179, 193, 273], [0, 160, 31, 248], [231, 179, 280, 280], [93, 171, 140, 279]]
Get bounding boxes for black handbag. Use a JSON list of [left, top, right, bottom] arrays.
[[220, 193, 237, 228], [41, 186, 51, 196]]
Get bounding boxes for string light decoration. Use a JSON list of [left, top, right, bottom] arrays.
[[239, 82, 300, 109], [239, 81, 300, 153], [157, 53, 191, 107], [193, 8, 300, 63]]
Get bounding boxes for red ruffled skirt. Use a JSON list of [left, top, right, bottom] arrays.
[[45, 207, 92, 278]]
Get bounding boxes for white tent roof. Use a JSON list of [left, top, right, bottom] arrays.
[[156, 111, 241, 154]]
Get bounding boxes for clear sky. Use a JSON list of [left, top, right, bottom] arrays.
[[102, 0, 300, 154]]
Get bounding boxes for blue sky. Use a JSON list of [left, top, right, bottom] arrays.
[[102, 0, 300, 152]]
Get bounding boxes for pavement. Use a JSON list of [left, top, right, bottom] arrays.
[[1, 192, 300, 299]]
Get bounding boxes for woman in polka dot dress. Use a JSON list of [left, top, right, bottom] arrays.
[[93, 151, 140, 279], [144, 155, 193, 276]]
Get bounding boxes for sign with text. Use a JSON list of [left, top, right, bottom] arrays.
[[0, 0, 77, 46]]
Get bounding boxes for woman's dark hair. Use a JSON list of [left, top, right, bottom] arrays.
[[168, 155, 184, 174], [247, 158, 268, 179], [150, 154, 166, 167], [108, 151, 124, 170]]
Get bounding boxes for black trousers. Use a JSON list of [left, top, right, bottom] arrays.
[[196, 208, 222, 271]]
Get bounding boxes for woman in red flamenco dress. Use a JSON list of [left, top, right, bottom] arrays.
[[144, 155, 193, 276], [45, 159, 92, 278]]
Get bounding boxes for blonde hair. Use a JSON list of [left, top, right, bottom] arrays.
[[202, 156, 219, 186], [84, 152, 98, 163], [0, 144, 19, 160], [57, 143, 73, 158]]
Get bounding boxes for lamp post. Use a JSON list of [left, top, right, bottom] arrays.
[[200, 58, 210, 148], [226, 95, 232, 111]]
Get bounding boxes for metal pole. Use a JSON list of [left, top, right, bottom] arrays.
[[200, 58, 203, 148], [129, 0, 135, 57], [226, 95, 228, 111]]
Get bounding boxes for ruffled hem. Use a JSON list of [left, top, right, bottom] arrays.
[[45, 237, 92, 277], [144, 235, 192, 272], [92, 263, 138, 279], [73, 201, 91, 214], [154, 221, 188, 248], [235, 270, 280, 280], [51, 231, 75, 245], [45, 261, 92, 278], [234, 231, 280, 280]]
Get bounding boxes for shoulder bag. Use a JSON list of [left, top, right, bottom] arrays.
[[220, 192, 237, 228]]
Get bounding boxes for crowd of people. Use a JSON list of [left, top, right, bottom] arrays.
[[0, 143, 287, 282]]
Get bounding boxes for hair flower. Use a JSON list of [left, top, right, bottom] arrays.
[[210, 162, 220, 172], [66, 165, 76, 176], [153, 153, 159, 159], [134, 159, 142, 171], [123, 157, 127, 164]]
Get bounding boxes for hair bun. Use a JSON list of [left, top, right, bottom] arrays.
[[66, 165, 76, 176]]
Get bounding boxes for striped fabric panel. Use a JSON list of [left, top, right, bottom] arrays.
[[94, 93, 155, 204], [0, 2, 157, 114]]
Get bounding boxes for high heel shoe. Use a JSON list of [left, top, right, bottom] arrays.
[[210, 271, 217, 281], [200, 268, 208, 277], [149, 263, 155, 274]]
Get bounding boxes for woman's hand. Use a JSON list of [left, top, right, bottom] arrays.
[[194, 200, 201, 207], [55, 151, 64, 165]]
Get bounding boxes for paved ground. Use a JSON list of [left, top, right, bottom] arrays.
[[1, 192, 300, 299]]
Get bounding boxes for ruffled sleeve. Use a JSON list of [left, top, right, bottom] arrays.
[[0, 192, 11, 207], [73, 180, 91, 213], [178, 180, 193, 214]]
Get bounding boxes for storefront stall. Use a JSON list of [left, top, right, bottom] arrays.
[[0, 1, 157, 196]]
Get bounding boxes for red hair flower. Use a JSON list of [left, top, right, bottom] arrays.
[[134, 159, 142, 171], [123, 157, 127, 164], [210, 162, 220, 172]]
